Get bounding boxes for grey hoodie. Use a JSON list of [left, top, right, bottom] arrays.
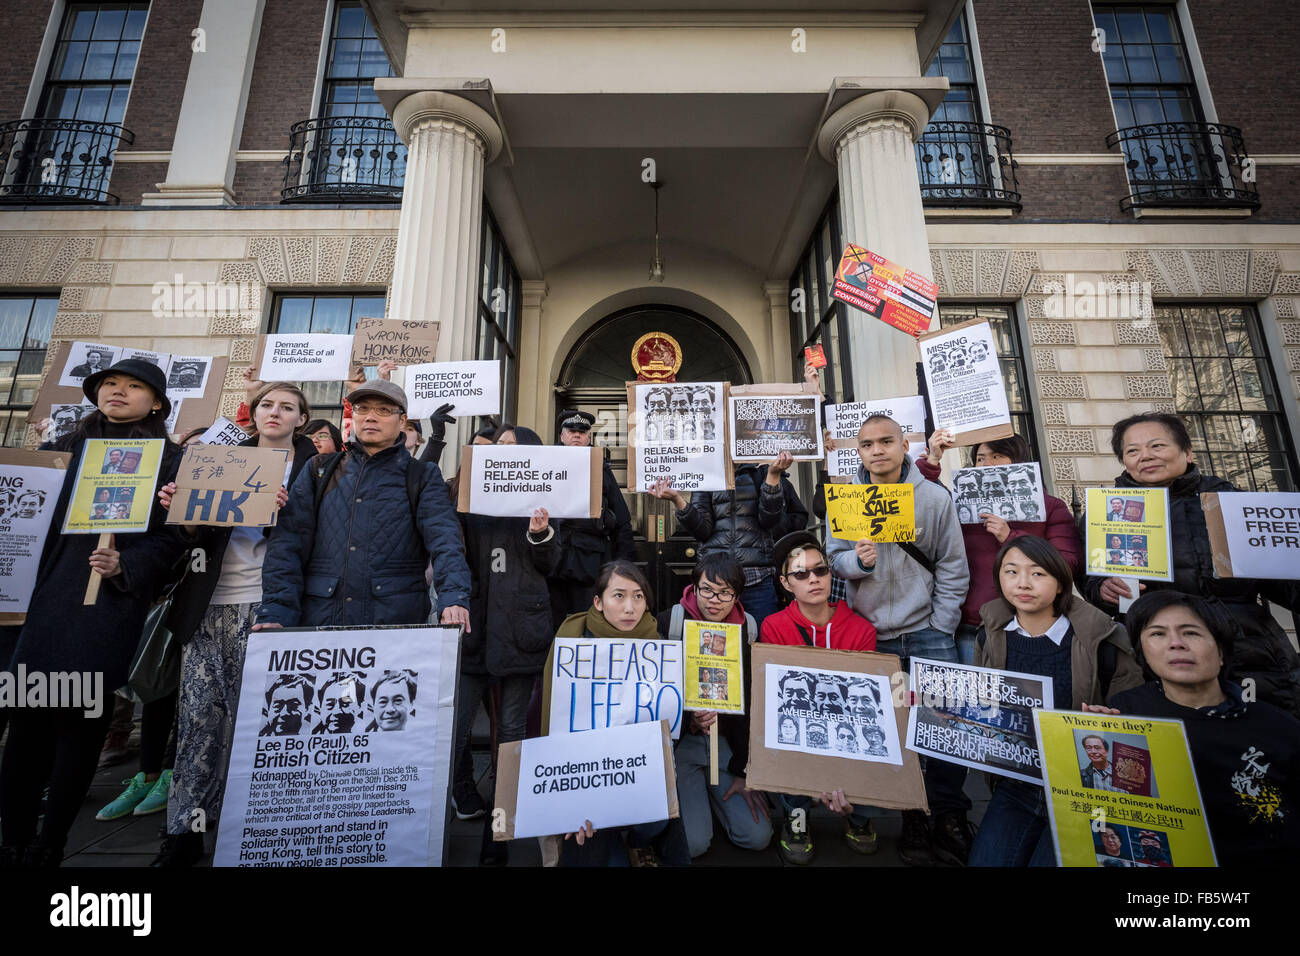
[[826, 454, 969, 642]]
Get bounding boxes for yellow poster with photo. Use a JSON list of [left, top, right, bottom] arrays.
[[1034, 710, 1216, 867], [683, 620, 744, 714], [61, 438, 165, 534], [824, 483, 916, 542], [1084, 486, 1173, 581]]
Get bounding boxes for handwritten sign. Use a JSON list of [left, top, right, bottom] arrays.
[[405, 360, 500, 418], [167, 444, 290, 527], [543, 637, 684, 740], [259, 334, 353, 382], [825, 483, 916, 542], [351, 317, 440, 367]]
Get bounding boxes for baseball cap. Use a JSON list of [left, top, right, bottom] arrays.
[[771, 530, 825, 576], [346, 378, 407, 413]]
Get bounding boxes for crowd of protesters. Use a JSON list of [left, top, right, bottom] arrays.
[[1, 355, 1296, 869]]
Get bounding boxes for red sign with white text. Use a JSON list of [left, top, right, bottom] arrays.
[[832, 244, 938, 338]]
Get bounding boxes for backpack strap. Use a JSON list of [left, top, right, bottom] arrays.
[[669, 604, 685, 641], [898, 541, 936, 576], [744, 612, 758, 644]]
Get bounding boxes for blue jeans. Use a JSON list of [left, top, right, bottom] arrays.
[[676, 732, 773, 857], [876, 627, 971, 815], [955, 622, 982, 667], [741, 577, 779, 625], [969, 779, 1056, 867]]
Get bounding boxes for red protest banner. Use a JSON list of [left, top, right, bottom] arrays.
[[831, 244, 938, 338]]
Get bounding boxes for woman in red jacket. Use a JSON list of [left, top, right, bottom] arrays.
[[921, 432, 1082, 666]]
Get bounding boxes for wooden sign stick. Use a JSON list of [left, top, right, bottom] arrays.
[[708, 719, 719, 786], [84, 532, 109, 605]]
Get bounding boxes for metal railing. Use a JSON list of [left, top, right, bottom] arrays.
[[282, 115, 405, 202], [1105, 122, 1259, 212], [915, 121, 1021, 208], [0, 118, 133, 204]]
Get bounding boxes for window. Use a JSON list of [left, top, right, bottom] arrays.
[[938, 304, 1040, 461], [320, 1, 394, 122], [925, 10, 981, 126], [1094, 3, 1199, 130], [1155, 304, 1296, 492], [268, 292, 387, 425], [0, 295, 58, 446], [788, 195, 852, 404], [478, 206, 521, 422]]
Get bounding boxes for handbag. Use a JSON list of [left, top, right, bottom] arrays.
[[119, 559, 191, 704]]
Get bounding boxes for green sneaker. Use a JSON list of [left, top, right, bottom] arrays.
[[845, 818, 879, 855], [778, 820, 815, 866], [133, 769, 173, 816], [96, 772, 152, 820]]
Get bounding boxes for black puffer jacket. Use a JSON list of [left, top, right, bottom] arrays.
[[675, 466, 807, 572], [1082, 465, 1300, 716]]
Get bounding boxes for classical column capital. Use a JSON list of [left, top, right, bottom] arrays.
[[817, 90, 933, 162], [762, 279, 790, 307], [391, 91, 504, 163], [520, 280, 549, 309]]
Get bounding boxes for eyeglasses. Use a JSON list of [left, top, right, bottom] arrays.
[[784, 565, 831, 581], [353, 404, 400, 418], [697, 585, 736, 602]]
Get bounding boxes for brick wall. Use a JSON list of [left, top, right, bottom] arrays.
[[238, 0, 328, 151], [119, 0, 201, 150], [0, 2, 56, 119]]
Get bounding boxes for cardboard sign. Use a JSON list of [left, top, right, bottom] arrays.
[[34, 341, 228, 437], [1035, 710, 1216, 867], [832, 244, 938, 337], [627, 381, 731, 493], [167, 444, 290, 528], [197, 417, 249, 447], [906, 658, 1053, 785], [405, 360, 501, 418], [542, 637, 684, 739], [683, 620, 744, 714], [214, 625, 461, 867], [351, 317, 441, 367], [953, 462, 1046, 524], [63, 439, 165, 534], [728, 383, 823, 462], [919, 318, 1014, 446], [1085, 487, 1173, 581], [745, 643, 927, 810], [457, 445, 601, 519], [0, 449, 70, 625], [258, 333, 354, 382], [824, 483, 916, 542], [1202, 491, 1300, 580], [492, 720, 679, 841]]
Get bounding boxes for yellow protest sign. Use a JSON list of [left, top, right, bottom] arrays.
[[167, 444, 290, 527], [1085, 487, 1173, 581], [1035, 710, 1216, 867], [824, 483, 915, 542], [683, 620, 744, 714], [62, 438, 165, 534]]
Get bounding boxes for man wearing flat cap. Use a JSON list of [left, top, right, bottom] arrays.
[[546, 407, 636, 627]]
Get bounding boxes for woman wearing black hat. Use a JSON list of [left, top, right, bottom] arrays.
[[0, 358, 186, 868]]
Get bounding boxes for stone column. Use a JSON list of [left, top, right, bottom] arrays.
[[386, 91, 503, 469], [142, 0, 264, 206], [763, 279, 792, 383], [516, 280, 549, 432], [818, 90, 935, 400]]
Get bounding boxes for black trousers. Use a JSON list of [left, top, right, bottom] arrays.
[[140, 691, 177, 775], [0, 706, 113, 851]]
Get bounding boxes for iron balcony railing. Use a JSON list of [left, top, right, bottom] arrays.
[[281, 115, 406, 202], [915, 121, 1021, 208], [0, 118, 133, 204], [1105, 122, 1259, 212]]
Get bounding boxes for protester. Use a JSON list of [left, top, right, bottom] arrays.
[[304, 419, 343, 455], [0, 359, 186, 867], [252, 378, 471, 632], [454, 426, 561, 866], [147, 383, 318, 866], [1109, 591, 1300, 866], [1081, 412, 1300, 716], [656, 554, 771, 858], [546, 409, 636, 627], [556, 561, 688, 866], [920, 431, 1083, 667], [761, 531, 877, 864], [968, 535, 1143, 866]]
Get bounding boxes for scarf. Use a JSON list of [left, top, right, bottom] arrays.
[[581, 605, 661, 640]]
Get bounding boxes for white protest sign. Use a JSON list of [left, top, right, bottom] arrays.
[[214, 625, 460, 867], [511, 721, 670, 839], [545, 637, 684, 739], [198, 417, 248, 447], [405, 360, 500, 418], [165, 355, 214, 399], [59, 342, 121, 387], [629, 381, 728, 492], [919, 319, 1013, 445], [825, 395, 929, 478], [1204, 492, 1300, 580], [0, 450, 69, 624], [259, 334, 354, 382], [459, 444, 599, 519]]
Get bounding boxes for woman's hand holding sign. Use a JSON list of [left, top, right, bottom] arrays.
[[979, 513, 1012, 543], [564, 820, 597, 845], [88, 534, 122, 579], [529, 507, 550, 534], [647, 478, 688, 511]]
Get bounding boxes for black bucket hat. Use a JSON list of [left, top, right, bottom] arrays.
[[771, 530, 825, 578], [83, 358, 172, 417]]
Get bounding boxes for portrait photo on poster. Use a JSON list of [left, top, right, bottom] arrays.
[[1075, 728, 1158, 797], [763, 662, 902, 765], [49, 402, 94, 441], [59, 341, 121, 386], [1093, 820, 1174, 868], [165, 356, 212, 398], [920, 321, 1011, 438], [952, 462, 1046, 524], [633, 382, 728, 492]]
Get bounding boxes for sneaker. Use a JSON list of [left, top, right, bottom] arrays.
[[777, 820, 815, 866], [931, 809, 974, 866], [452, 786, 488, 821], [627, 846, 660, 867], [95, 772, 152, 820], [97, 730, 134, 769], [844, 818, 879, 855], [898, 810, 934, 866], [133, 770, 172, 816], [150, 832, 203, 868]]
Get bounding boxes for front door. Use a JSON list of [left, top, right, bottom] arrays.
[[555, 306, 752, 614]]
